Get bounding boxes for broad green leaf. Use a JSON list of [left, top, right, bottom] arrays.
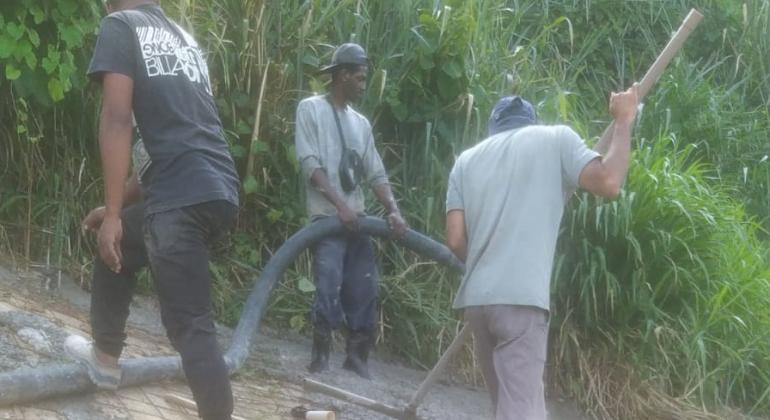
[[418, 11, 436, 26], [5, 64, 21, 81], [42, 57, 58, 75], [0, 35, 14, 59], [59, 25, 81, 48], [57, 0, 78, 16], [13, 40, 32, 62], [31, 6, 45, 25], [267, 209, 282, 222], [26, 28, 41, 48], [242, 175, 258, 195], [297, 276, 316, 293], [58, 63, 74, 85], [47, 77, 65, 101], [61, 76, 72, 92], [6, 22, 24, 41], [248, 249, 259, 265], [23, 48, 37, 69]]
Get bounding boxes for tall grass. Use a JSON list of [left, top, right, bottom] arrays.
[[553, 138, 770, 417], [2, 0, 770, 417]]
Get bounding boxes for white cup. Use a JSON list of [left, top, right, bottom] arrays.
[[306, 411, 335, 420]]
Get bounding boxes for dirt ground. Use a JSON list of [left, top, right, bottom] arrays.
[[0, 261, 586, 420]]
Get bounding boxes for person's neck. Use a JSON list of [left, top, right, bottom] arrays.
[[118, 0, 157, 10], [328, 86, 348, 110]]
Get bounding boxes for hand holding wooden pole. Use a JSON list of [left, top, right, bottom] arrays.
[[597, 8, 703, 144]]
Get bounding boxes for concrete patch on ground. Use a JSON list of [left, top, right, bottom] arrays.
[[0, 261, 586, 419]]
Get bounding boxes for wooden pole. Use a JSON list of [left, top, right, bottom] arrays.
[[597, 8, 703, 144], [404, 324, 471, 415], [302, 378, 410, 419]]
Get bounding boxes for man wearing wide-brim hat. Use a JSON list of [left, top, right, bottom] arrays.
[[294, 43, 407, 379]]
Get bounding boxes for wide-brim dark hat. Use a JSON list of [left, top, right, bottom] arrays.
[[318, 43, 369, 74]]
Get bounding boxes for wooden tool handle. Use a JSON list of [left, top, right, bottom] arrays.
[[406, 324, 471, 411], [597, 9, 703, 144], [637, 8, 704, 100]]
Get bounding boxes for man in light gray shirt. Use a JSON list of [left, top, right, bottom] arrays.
[[295, 43, 407, 379], [445, 86, 639, 419]]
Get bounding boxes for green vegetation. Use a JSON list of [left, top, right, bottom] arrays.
[[554, 140, 770, 418], [1, 0, 769, 418]]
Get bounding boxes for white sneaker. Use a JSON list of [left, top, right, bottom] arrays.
[[64, 335, 122, 390]]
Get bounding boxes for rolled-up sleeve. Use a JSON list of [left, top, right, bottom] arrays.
[[295, 101, 323, 181], [362, 130, 389, 187]]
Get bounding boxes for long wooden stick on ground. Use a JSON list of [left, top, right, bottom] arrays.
[[302, 378, 408, 419]]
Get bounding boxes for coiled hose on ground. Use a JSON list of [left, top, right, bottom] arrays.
[[0, 216, 463, 406]]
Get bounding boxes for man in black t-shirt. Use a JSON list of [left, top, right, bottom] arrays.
[[64, 1, 239, 419]]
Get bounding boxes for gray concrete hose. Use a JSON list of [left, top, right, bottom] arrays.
[[0, 216, 463, 406]]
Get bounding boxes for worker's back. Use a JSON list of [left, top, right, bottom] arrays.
[[89, 4, 239, 215], [446, 124, 599, 311]]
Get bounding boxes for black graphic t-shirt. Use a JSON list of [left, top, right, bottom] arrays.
[[88, 4, 239, 214]]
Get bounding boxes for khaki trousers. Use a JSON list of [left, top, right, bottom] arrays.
[[465, 305, 549, 420]]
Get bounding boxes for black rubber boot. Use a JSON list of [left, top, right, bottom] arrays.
[[343, 330, 373, 379], [308, 325, 331, 373]]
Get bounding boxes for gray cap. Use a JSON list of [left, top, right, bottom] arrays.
[[318, 43, 369, 74]]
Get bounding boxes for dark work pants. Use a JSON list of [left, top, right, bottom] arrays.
[[91, 200, 236, 420], [91, 203, 146, 358], [311, 228, 379, 333]]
